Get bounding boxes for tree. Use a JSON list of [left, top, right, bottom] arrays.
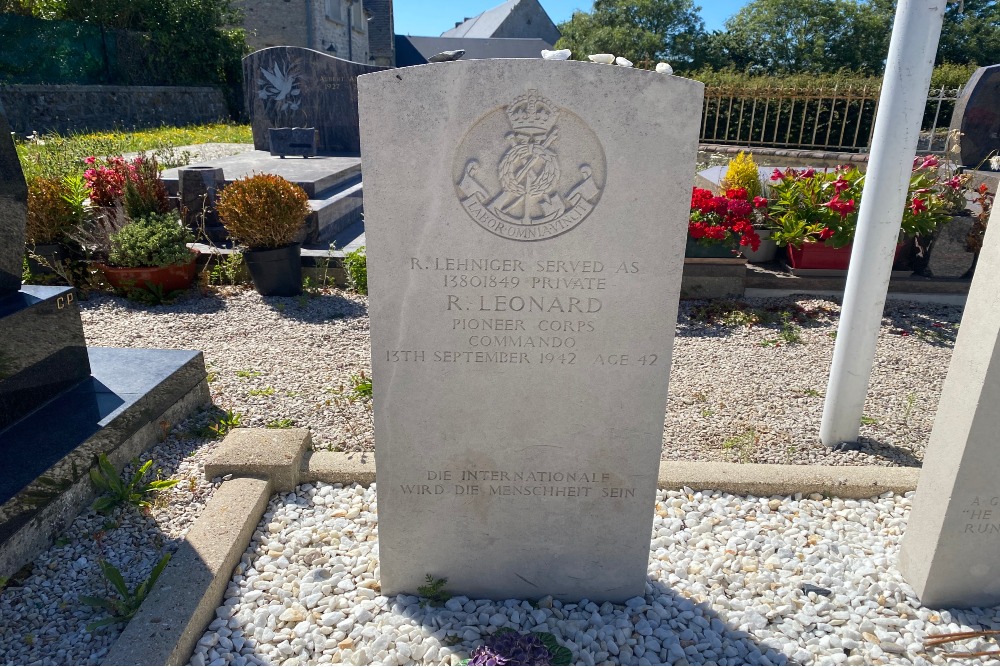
[[936, 0, 1000, 67], [716, 0, 891, 74], [554, 0, 708, 70]]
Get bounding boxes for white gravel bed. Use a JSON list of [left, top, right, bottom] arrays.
[[191, 482, 1000, 667], [79, 287, 959, 466], [0, 413, 226, 665]]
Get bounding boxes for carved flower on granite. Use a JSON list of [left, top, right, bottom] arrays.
[[258, 61, 302, 113]]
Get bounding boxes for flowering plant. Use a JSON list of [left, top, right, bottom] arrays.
[[689, 186, 762, 252], [83, 154, 169, 219], [767, 157, 958, 249]]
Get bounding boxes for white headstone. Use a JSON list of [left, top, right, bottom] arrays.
[[898, 202, 1000, 608], [358, 59, 703, 602]]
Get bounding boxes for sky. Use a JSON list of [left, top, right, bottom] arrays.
[[393, 0, 750, 37]]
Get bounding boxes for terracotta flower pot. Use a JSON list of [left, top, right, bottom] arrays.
[[98, 252, 198, 293]]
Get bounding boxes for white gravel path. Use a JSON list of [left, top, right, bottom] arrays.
[[189, 482, 1000, 667]]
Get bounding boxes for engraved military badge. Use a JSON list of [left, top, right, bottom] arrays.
[[454, 90, 606, 241]]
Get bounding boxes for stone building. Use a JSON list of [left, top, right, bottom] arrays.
[[237, 0, 390, 64], [441, 0, 560, 47]]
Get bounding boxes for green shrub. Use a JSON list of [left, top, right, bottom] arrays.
[[26, 176, 80, 244], [107, 212, 193, 268], [216, 174, 310, 249], [344, 245, 367, 295]]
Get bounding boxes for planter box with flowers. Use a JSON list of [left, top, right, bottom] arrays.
[[681, 186, 761, 298], [767, 157, 961, 276], [74, 154, 199, 298]]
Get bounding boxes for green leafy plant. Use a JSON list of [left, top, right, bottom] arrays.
[[89, 453, 179, 514], [349, 372, 373, 400], [107, 212, 194, 268], [266, 418, 296, 429], [248, 386, 275, 396], [722, 427, 759, 464], [860, 415, 878, 426], [343, 245, 368, 295], [216, 173, 310, 249], [26, 175, 82, 244], [196, 409, 243, 438], [236, 369, 262, 379], [416, 574, 451, 607], [779, 313, 803, 344], [208, 251, 243, 286], [80, 554, 171, 631]]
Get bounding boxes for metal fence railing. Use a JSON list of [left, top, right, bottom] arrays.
[[700, 84, 965, 154]]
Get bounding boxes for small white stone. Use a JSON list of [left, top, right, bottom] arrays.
[[541, 49, 571, 61], [587, 53, 615, 64], [615, 56, 633, 67], [655, 62, 673, 75]]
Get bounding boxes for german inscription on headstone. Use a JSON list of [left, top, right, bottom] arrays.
[[243, 47, 386, 154], [898, 200, 1000, 608], [359, 59, 703, 602], [949, 64, 1000, 168]]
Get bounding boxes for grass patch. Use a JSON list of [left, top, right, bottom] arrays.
[[16, 124, 251, 179]]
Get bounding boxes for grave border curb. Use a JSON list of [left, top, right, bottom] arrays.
[[103, 428, 921, 665]]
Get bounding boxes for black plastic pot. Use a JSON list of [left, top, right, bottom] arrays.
[[244, 243, 302, 296]]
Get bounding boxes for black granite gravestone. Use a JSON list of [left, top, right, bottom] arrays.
[[0, 104, 209, 580], [243, 47, 387, 154], [0, 106, 27, 296], [0, 104, 92, 430], [950, 65, 1000, 168]]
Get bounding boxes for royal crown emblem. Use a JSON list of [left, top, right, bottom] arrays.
[[454, 90, 606, 241]]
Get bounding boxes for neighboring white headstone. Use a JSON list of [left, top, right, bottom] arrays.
[[358, 59, 703, 602], [898, 202, 1000, 608]]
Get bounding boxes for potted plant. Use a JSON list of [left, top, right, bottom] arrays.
[[962, 182, 996, 278], [687, 186, 761, 258], [216, 173, 310, 297], [25, 174, 87, 275], [767, 158, 954, 271], [76, 153, 198, 295], [720, 152, 775, 262], [96, 211, 197, 294]]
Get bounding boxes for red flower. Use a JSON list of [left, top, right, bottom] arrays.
[[726, 199, 752, 219], [823, 195, 856, 218], [710, 196, 729, 215], [739, 229, 762, 252], [979, 183, 989, 194], [799, 168, 816, 179], [910, 197, 927, 215], [725, 187, 748, 200], [771, 168, 784, 181], [753, 196, 768, 208], [691, 187, 714, 213], [945, 176, 962, 189], [818, 227, 834, 240], [84, 156, 96, 165], [832, 175, 852, 194]]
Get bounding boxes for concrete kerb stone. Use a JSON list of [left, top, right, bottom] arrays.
[[203, 427, 311, 492], [102, 476, 272, 666], [103, 428, 923, 664]]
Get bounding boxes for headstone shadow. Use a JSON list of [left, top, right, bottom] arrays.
[[262, 291, 368, 323], [386, 578, 788, 665]]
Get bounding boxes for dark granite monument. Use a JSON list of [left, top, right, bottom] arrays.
[[0, 104, 210, 579], [243, 47, 386, 154], [950, 64, 1000, 168]]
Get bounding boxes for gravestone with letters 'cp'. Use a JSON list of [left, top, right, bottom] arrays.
[[359, 59, 703, 602], [898, 200, 1000, 608]]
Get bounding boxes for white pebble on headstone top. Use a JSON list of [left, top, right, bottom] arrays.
[[541, 49, 572, 61], [587, 53, 615, 64], [656, 62, 674, 75]]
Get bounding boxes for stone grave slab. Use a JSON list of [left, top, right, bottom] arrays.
[[244, 47, 386, 154], [898, 200, 1000, 608], [949, 65, 1000, 169], [359, 59, 703, 602]]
